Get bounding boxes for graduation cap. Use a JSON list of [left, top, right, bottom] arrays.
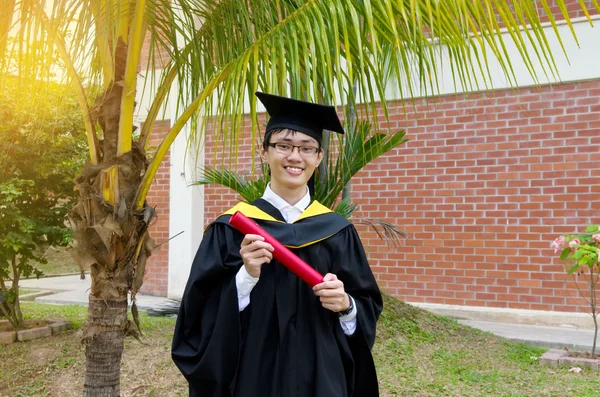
[[255, 92, 345, 143]]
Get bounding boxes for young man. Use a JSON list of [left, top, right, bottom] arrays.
[[172, 92, 383, 397]]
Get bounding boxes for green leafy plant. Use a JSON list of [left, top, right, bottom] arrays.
[[0, 77, 87, 329], [195, 120, 408, 245], [552, 225, 600, 358]]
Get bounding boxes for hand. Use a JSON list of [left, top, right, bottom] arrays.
[[239, 234, 274, 278], [312, 273, 350, 313]]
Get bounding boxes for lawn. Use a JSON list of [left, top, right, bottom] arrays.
[[32, 246, 80, 276], [1, 295, 599, 396]]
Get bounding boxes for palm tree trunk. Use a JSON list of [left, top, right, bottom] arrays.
[[69, 108, 153, 396], [83, 297, 128, 397]]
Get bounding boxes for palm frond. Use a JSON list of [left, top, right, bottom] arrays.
[[332, 197, 358, 220], [316, 121, 408, 208], [180, 0, 597, 160], [355, 217, 408, 248], [193, 166, 269, 203]]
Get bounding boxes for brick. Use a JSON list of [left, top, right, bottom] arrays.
[[558, 356, 600, 370], [141, 119, 172, 296], [540, 349, 568, 366], [0, 331, 17, 345], [17, 326, 51, 342], [49, 320, 72, 334]]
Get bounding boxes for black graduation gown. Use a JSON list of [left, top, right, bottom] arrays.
[[172, 199, 382, 397]]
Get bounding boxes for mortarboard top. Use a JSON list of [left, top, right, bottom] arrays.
[[255, 92, 345, 143]]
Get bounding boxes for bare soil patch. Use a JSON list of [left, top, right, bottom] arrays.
[[0, 315, 187, 397]]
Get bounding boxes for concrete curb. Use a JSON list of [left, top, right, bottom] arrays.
[[458, 319, 600, 352], [540, 348, 600, 370], [0, 319, 72, 345]]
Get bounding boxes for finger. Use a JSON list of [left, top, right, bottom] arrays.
[[250, 240, 274, 252], [314, 288, 344, 297], [249, 248, 273, 260], [247, 255, 271, 266], [242, 249, 273, 264], [316, 281, 343, 291], [241, 234, 265, 247], [241, 241, 273, 255], [313, 279, 342, 292]]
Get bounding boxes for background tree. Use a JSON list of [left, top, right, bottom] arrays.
[[3, 0, 598, 396], [0, 76, 87, 329]]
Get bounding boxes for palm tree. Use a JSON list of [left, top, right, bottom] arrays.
[[3, 0, 597, 395]]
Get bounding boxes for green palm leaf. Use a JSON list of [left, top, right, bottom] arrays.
[[193, 163, 270, 204]]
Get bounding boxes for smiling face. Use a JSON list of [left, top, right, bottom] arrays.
[[260, 129, 324, 203]]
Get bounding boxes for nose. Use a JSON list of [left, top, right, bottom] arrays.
[[286, 146, 303, 159]]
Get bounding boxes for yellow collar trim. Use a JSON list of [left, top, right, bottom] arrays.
[[221, 202, 283, 223], [221, 200, 332, 224], [293, 200, 332, 223]]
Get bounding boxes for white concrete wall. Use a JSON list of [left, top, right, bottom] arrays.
[[134, 71, 205, 299], [167, 123, 204, 299], [383, 17, 600, 100]]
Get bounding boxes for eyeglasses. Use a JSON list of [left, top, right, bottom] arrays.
[[267, 142, 320, 157]]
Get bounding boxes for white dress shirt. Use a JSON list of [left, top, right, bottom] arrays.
[[235, 184, 357, 335]]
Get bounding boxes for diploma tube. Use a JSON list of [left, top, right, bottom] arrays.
[[229, 211, 324, 287]]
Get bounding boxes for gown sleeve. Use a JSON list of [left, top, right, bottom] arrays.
[[171, 222, 244, 397], [330, 224, 383, 397]]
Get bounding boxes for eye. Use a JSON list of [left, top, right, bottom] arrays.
[[300, 147, 316, 154], [276, 143, 291, 150]]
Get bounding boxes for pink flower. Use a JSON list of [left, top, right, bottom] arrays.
[[551, 236, 566, 253], [593, 234, 600, 243], [569, 238, 581, 248]]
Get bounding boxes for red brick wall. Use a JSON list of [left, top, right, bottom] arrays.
[[138, 4, 171, 72], [140, 120, 171, 295], [139, 2, 598, 299], [504, 0, 596, 21], [358, 81, 600, 313], [202, 79, 600, 313]]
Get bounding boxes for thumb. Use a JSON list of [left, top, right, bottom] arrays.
[[323, 273, 337, 282]]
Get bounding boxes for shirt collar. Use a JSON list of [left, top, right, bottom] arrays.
[[262, 184, 311, 213]]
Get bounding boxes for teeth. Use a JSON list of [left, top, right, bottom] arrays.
[[286, 167, 302, 172]]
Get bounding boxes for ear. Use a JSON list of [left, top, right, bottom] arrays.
[[260, 146, 268, 162], [316, 149, 324, 166]]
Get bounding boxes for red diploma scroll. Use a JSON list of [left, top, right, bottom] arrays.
[[229, 211, 324, 287]]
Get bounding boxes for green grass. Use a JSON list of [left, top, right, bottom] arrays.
[[18, 289, 39, 296], [1, 296, 600, 396], [22, 301, 88, 328], [373, 294, 600, 396], [32, 246, 80, 276]]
